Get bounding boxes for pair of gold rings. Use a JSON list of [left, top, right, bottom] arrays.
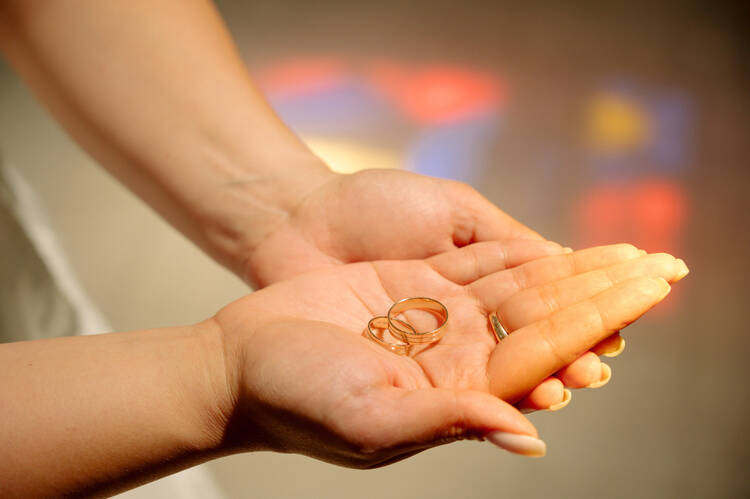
[[365, 297, 448, 355], [365, 298, 512, 355]]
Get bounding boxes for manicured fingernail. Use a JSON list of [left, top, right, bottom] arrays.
[[486, 432, 547, 457], [593, 333, 622, 356], [587, 363, 612, 388], [655, 277, 672, 300], [603, 336, 626, 358], [563, 247, 574, 254], [675, 258, 690, 281], [547, 388, 572, 411]]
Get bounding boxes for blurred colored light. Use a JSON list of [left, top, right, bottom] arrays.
[[255, 57, 508, 184], [585, 84, 694, 180], [586, 92, 651, 151], [369, 61, 505, 125], [575, 184, 628, 243], [302, 136, 402, 174], [267, 81, 391, 135], [649, 93, 693, 172], [630, 179, 687, 252], [255, 58, 349, 101], [408, 114, 500, 185], [574, 179, 687, 254]]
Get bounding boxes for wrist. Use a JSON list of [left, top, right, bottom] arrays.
[[196, 146, 338, 283], [207, 299, 278, 455], [179, 318, 239, 457], [210, 293, 333, 455]]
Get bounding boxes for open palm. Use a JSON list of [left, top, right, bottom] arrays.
[[216, 242, 685, 467]]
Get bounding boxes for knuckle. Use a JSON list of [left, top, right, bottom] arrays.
[[600, 267, 618, 289], [536, 283, 561, 316], [562, 252, 579, 275], [464, 246, 483, 283], [588, 296, 611, 335], [535, 319, 570, 366], [650, 253, 678, 273], [615, 243, 640, 259], [510, 266, 528, 292]]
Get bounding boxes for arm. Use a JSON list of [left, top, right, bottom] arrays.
[[0, 0, 542, 288], [0, 0, 334, 280], [0, 244, 686, 496], [0, 302, 537, 497], [0, 321, 231, 497]]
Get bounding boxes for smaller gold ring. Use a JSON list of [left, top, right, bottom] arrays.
[[365, 316, 412, 355], [489, 312, 509, 342], [387, 297, 448, 344]]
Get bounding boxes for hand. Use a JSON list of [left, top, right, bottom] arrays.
[[214, 243, 687, 467], [245, 168, 548, 288], [241, 167, 618, 412]]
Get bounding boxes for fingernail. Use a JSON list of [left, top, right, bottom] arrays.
[[655, 277, 672, 300], [675, 258, 690, 281], [603, 336, 626, 358], [563, 247, 574, 254], [587, 363, 612, 388], [486, 432, 547, 457], [638, 249, 648, 256], [547, 388, 572, 411]]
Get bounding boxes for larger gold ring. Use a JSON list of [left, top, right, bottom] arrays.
[[364, 316, 413, 355], [387, 297, 448, 344]]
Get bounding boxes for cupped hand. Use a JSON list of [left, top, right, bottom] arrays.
[[214, 242, 687, 467], [241, 168, 636, 412], [245, 168, 547, 288]]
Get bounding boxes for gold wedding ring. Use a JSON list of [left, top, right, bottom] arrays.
[[489, 312, 509, 342], [364, 297, 449, 354], [365, 316, 412, 356], [387, 297, 448, 344]]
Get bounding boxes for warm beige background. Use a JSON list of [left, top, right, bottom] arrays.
[[1, 1, 748, 497]]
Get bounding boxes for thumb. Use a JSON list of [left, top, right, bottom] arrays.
[[376, 387, 547, 458], [451, 183, 547, 244]]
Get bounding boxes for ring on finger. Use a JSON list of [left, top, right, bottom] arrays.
[[489, 312, 509, 342]]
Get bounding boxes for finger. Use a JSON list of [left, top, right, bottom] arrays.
[[592, 333, 626, 357], [589, 363, 612, 389], [555, 352, 605, 388], [497, 253, 688, 330], [449, 181, 546, 242], [471, 243, 643, 312], [427, 240, 568, 285], [369, 387, 545, 457], [488, 276, 671, 402], [516, 377, 569, 413]]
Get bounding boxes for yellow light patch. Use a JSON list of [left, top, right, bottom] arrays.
[[302, 136, 402, 174], [586, 93, 652, 151]]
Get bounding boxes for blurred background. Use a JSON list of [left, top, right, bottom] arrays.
[[1, 0, 748, 497]]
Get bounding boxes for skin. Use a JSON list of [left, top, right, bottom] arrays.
[[0, 4, 692, 494], [227, 243, 688, 416], [0, 0, 633, 408], [245, 168, 546, 286], [0, 1, 540, 285], [0, 244, 686, 497]]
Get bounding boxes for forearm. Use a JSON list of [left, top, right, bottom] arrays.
[[0, 0, 334, 279], [0, 320, 233, 497]]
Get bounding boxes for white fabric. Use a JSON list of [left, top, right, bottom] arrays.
[[4, 164, 225, 499]]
